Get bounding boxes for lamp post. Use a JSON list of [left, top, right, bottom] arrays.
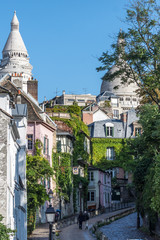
[[45, 190, 55, 240], [98, 180, 101, 209], [48, 189, 53, 203], [79, 181, 83, 212]]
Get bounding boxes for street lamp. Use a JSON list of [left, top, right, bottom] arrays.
[[45, 190, 55, 240], [48, 189, 53, 203], [79, 181, 83, 211], [98, 180, 101, 209]]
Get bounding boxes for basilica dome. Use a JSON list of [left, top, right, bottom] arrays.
[[100, 64, 139, 96]]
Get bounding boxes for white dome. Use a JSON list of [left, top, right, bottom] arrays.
[[100, 65, 139, 96], [2, 11, 28, 56]]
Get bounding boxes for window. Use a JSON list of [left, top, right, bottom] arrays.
[[44, 136, 49, 154], [88, 171, 94, 181], [47, 177, 50, 189], [106, 127, 114, 137], [120, 97, 123, 101], [78, 99, 85, 102], [113, 110, 119, 118], [88, 191, 95, 201], [105, 192, 107, 203], [135, 128, 142, 136], [57, 140, 61, 153], [27, 134, 33, 150], [106, 147, 115, 160], [104, 174, 106, 184]]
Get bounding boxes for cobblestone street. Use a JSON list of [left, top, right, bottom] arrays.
[[100, 212, 153, 240], [28, 209, 155, 240]]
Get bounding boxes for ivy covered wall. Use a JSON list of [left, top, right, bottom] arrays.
[[91, 138, 133, 171], [48, 105, 91, 213]]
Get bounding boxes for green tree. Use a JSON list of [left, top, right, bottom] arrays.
[[130, 105, 160, 230], [27, 140, 53, 234], [97, 0, 160, 231], [0, 215, 15, 240], [97, 0, 160, 108]]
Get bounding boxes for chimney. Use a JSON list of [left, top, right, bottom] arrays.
[[62, 90, 65, 95], [27, 79, 38, 100], [17, 89, 21, 104], [121, 112, 127, 123]]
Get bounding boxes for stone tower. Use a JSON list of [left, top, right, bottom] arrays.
[[0, 11, 38, 99]]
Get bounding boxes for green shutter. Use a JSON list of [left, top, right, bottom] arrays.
[[112, 127, 114, 137]]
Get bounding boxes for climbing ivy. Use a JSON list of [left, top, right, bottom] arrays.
[[46, 105, 82, 116], [0, 215, 15, 240], [52, 152, 72, 201], [91, 138, 134, 170], [50, 105, 90, 212], [27, 140, 53, 234]]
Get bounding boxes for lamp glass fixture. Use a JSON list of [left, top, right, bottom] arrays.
[[45, 205, 55, 223], [48, 189, 53, 199]]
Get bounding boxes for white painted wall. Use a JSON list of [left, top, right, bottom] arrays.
[[14, 114, 27, 240], [93, 109, 110, 122], [0, 93, 12, 115]]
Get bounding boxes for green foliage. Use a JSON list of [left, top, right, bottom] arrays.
[[151, 154, 160, 213], [97, 0, 160, 108], [47, 105, 82, 116], [52, 153, 72, 201], [73, 174, 89, 212], [131, 105, 160, 230], [50, 105, 90, 212], [27, 140, 53, 234], [0, 215, 15, 240], [91, 138, 134, 170]]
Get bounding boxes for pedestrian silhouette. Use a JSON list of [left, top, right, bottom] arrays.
[[78, 211, 83, 229], [83, 210, 90, 229]]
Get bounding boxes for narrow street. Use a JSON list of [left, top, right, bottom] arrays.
[[29, 207, 154, 240], [60, 212, 154, 240], [100, 212, 153, 240]]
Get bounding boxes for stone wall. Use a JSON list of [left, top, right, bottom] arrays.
[[0, 111, 9, 224]]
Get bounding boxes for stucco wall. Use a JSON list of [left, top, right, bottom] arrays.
[[0, 111, 8, 224]]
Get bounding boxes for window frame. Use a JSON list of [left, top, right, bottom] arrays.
[[27, 134, 33, 150], [105, 123, 114, 137], [87, 191, 95, 202], [88, 171, 94, 181], [106, 147, 115, 160]]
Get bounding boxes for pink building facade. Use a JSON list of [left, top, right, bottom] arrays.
[[87, 167, 111, 210]]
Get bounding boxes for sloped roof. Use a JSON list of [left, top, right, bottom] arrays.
[[88, 109, 139, 138], [0, 78, 56, 131]]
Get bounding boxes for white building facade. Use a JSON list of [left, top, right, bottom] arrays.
[[0, 87, 27, 240]]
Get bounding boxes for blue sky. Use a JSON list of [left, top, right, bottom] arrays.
[[0, 0, 129, 102]]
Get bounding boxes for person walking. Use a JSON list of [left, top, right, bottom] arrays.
[[83, 210, 90, 229], [78, 211, 83, 229]]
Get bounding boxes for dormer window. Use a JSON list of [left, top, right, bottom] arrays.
[[105, 123, 114, 137]]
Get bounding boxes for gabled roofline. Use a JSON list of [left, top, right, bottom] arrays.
[[0, 108, 13, 119], [1, 80, 56, 131]]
